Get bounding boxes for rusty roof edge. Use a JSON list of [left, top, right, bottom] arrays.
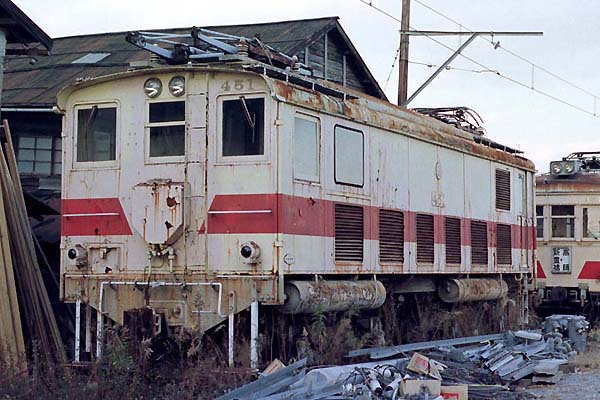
[[267, 78, 535, 171]]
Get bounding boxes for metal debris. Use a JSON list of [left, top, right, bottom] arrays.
[[219, 315, 589, 399]]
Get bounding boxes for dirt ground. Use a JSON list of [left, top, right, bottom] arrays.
[[520, 340, 600, 400]]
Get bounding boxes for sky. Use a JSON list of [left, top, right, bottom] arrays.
[[12, 0, 600, 172]]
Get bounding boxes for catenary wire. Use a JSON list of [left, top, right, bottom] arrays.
[[358, 0, 600, 118]]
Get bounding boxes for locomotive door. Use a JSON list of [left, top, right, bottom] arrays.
[[205, 75, 276, 275]]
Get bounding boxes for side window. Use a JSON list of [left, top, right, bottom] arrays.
[[17, 136, 61, 176], [334, 125, 363, 186], [583, 206, 600, 238], [76, 105, 116, 162], [293, 116, 319, 181], [536, 206, 544, 238], [222, 97, 264, 157], [148, 101, 185, 157], [551, 205, 574, 238]]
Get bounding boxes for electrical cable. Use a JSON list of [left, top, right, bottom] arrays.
[[358, 0, 600, 118], [412, 0, 600, 108]]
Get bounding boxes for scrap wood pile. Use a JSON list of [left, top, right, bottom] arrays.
[[0, 120, 65, 369], [217, 314, 589, 400]]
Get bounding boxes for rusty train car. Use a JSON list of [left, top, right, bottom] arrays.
[[56, 31, 536, 363], [535, 152, 600, 318]]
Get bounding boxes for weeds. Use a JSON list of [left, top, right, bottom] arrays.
[[0, 326, 252, 400]]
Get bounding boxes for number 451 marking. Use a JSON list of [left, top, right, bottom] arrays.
[[221, 79, 254, 91]]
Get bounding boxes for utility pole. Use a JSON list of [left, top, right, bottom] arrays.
[[397, 0, 411, 106]]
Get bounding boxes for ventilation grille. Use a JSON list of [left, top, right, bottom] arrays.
[[471, 221, 488, 265], [379, 209, 404, 263], [445, 217, 461, 265], [334, 204, 363, 262], [497, 224, 512, 265], [416, 214, 434, 264], [496, 169, 511, 211]]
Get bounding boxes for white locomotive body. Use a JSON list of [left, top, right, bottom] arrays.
[[58, 64, 535, 358]]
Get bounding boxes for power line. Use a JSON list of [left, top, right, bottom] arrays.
[[408, 60, 498, 74], [412, 0, 600, 103], [357, 0, 600, 118]]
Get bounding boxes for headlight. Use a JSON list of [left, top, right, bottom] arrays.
[[144, 77, 162, 98], [168, 76, 185, 97], [550, 162, 562, 175], [564, 161, 575, 173]]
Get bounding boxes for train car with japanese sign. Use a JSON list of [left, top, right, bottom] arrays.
[[56, 29, 536, 363], [535, 153, 600, 319]]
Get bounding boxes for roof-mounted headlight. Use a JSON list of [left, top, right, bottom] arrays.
[[550, 162, 562, 175], [564, 161, 575, 174], [144, 77, 162, 98], [168, 76, 185, 97]]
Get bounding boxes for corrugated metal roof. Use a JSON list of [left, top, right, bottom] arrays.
[[5, 17, 384, 107]]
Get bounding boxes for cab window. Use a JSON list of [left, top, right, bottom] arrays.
[[293, 115, 319, 181], [334, 125, 363, 186], [148, 101, 185, 157], [76, 105, 116, 162], [222, 97, 264, 157]]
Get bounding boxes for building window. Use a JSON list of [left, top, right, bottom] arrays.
[[334, 125, 364, 187], [536, 206, 544, 238], [148, 101, 185, 157], [379, 209, 404, 263], [497, 224, 512, 265], [416, 214, 434, 264], [445, 217, 461, 265], [17, 136, 61, 176], [334, 204, 363, 262], [495, 169, 511, 211], [583, 206, 600, 239], [76, 105, 117, 162], [551, 205, 574, 238], [293, 116, 319, 181], [471, 221, 488, 265], [222, 97, 264, 157]]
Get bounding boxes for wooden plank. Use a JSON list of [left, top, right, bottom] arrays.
[[0, 176, 26, 369], [1, 120, 66, 364]]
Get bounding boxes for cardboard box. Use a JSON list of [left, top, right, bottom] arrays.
[[401, 379, 441, 396], [441, 385, 468, 400], [407, 352, 442, 380]]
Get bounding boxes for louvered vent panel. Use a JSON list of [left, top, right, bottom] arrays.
[[497, 224, 512, 265], [471, 221, 488, 265], [379, 209, 404, 263], [416, 214, 434, 264], [445, 217, 461, 265], [334, 204, 364, 262], [496, 169, 511, 211]]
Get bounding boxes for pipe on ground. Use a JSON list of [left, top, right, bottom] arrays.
[[437, 278, 508, 303], [280, 280, 386, 314]]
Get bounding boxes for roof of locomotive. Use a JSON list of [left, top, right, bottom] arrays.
[[57, 65, 535, 172], [537, 171, 600, 191]]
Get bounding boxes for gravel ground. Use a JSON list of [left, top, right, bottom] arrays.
[[521, 369, 600, 399], [520, 340, 600, 400]]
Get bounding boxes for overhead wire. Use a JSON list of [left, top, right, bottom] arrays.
[[358, 0, 600, 118], [412, 0, 600, 101]]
